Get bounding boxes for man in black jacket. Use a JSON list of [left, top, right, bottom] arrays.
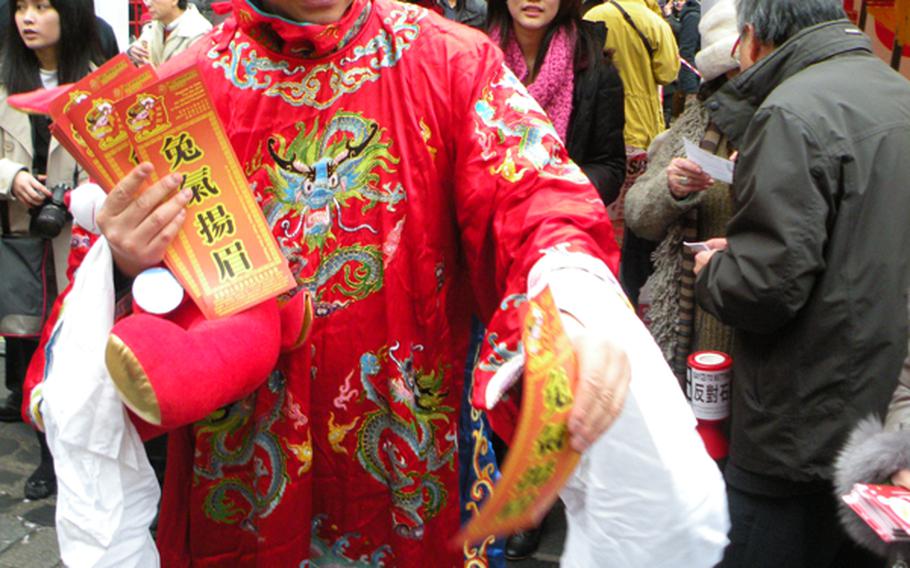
[[693, 0, 910, 566]]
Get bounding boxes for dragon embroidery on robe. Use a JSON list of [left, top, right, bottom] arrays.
[[264, 112, 406, 316], [265, 112, 405, 251], [354, 343, 457, 540], [474, 66, 591, 185], [194, 370, 291, 531]]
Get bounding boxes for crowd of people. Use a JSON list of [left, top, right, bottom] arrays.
[[1, 0, 909, 566], [1, 0, 211, 509]]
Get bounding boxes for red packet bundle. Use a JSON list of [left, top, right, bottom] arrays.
[[65, 59, 157, 191], [48, 54, 142, 188], [843, 483, 910, 543], [112, 64, 296, 319], [7, 56, 295, 320], [458, 286, 581, 544]]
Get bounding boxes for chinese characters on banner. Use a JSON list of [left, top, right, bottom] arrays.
[[458, 286, 581, 544], [114, 66, 296, 318], [9, 55, 296, 319]]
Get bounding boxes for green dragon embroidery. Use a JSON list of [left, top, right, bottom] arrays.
[[265, 112, 405, 252], [194, 370, 290, 530], [354, 343, 457, 540]]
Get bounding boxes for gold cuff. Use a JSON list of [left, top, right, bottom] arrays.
[[105, 334, 162, 426]]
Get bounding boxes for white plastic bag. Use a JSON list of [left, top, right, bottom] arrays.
[[526, 248, 729, 567], [38, 237, 160, 567], [556, 274, 729, 567]]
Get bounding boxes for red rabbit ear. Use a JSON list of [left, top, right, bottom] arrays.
[[7, 84, 74, 116], [106, 298, 282, 429], [211, 1, 233, 14]]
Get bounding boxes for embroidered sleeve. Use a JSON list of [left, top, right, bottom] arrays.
[[449, 43, 619, 440]]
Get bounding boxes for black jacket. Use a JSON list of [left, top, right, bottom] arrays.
[[95, 15, 121, 61], [566, 21, 626, 205], [676, 0, 700, 94], [698, 20, 910, 487]]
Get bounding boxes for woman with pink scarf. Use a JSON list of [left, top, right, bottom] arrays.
[[487, 0, 627, 206], [485, 0, 626, 559]]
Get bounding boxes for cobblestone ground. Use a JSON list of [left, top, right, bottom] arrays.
[[0, 343, 62, 567], [0, 340, 562, 567], [0, 421, 60, 568]]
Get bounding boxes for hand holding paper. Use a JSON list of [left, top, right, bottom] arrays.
[[96, 164, 191, 278], [683, 138, 735, 185], [693, 238, 728, 275], [12, 57, 295, 319], [667, 157, 713, 198], [683, 241, 714, 253], [458, 287, 584, 544], [565, 315, 630, 452]]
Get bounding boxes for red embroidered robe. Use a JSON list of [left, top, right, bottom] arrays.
[[29, 0, 619, 565]]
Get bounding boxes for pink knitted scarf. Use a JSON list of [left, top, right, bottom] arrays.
[[494, 26, 576, 141]]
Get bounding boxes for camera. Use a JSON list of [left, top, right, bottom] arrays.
[[29, 183, 71, 239]]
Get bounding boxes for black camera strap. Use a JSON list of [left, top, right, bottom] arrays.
[[1, 201, 11, 236], [609, 0, 656, 58]]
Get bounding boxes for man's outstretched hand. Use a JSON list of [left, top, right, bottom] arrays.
[[97, 163, 191, 277], [693, 237, 728, 275], [564, 317, 631, 452]]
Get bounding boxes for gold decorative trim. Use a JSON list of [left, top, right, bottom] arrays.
[[105, 334, 163, 426], [285, 292, 315, 352], [297, 292, 315, 348]]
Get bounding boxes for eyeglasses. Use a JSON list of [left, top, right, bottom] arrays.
[[731, 26, 750, 60], [730, 31, 743, 59]]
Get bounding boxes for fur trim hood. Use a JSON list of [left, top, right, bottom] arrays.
[[834, 416, 910, 557]]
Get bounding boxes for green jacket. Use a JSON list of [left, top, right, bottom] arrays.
[[697, 20, 910, 483]]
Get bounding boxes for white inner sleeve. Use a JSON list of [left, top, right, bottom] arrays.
[[484, 248, 622, 409], [527, 247, 625, 333], [524, 249, 729, 566]]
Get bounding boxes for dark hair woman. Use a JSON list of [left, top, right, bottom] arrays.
[[2, 0, 104, 92], [0, 0, 103, 501], [486, 0, 627, 206]]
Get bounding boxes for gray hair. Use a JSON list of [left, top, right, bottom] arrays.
[[735, 0, 846, 46]]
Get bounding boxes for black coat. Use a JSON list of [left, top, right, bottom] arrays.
[[699, 21, 910, 485], [676, 0, 701, 94], [566, 21, 626, 206], [95, 16, 121, 61]]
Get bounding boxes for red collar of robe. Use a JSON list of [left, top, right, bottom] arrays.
[[230, 0, 371, 58]]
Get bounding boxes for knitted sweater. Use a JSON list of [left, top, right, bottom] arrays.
[[624, 101, 734, 380]]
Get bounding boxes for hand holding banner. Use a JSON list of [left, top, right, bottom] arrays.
[[458, 286, 581, 544]]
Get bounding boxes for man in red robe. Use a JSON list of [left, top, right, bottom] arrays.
[[37, 0, 708, 565]]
